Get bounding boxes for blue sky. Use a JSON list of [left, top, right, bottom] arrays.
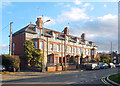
[[0, 1, 118, 54]]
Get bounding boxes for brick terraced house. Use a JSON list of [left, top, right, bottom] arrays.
[[12, 17, 98, 68]]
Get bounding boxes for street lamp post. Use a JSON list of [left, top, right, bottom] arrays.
[[42, 19, 50, 72], [64, 34, 67, 71]]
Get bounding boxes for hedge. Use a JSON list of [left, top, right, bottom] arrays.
[[2, 55, 20, 72]]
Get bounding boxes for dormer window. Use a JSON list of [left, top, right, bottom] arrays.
[[66, 36, 69, 41], [53, 32, 57, 40], [50, 44, 53, 51], [85, 41, 88, 44], [37, 29, 41, 38], [77, 39, 79, 44]]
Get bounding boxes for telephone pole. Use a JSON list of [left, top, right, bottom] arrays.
[[9, 22, 13, 56], [111, 42, 112, 58]]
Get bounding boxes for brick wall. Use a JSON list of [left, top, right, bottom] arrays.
[[12, 32, 25, 56]]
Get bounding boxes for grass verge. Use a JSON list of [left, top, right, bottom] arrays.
[[109, 73, 120, 84]]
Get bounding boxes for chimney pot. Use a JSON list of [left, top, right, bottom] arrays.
[[64, 27, 69, 35], [36, 17, 43, 28], [81, 33, 86, 40]]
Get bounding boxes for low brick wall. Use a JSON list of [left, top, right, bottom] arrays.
[[56, 66, 62, 71], [63, 65, 76, 70], [66, 65, 76, 70], [47, 66, 56, 72]]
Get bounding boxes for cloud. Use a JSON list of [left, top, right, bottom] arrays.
[[42, 16, 56, 27], [104, 4, 107, 8], [74, 0, 82, 5], [90, 7, 94, 11], [0, 2, 11, 8], [0, 44, 8, 50], [65, 4, 71, 7], [57, 7, 89, 22], [83, 3, 90, 7], [69, 14, 118, 51]]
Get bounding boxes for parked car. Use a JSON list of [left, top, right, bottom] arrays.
[[85, 63, 100, 70], [115, 63, 120, 67], [0, 65, 6, 71], [108, 63, 116, 68], [99, 63, 109, 69]]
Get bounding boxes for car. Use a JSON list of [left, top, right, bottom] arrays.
[[85, 63, 100, 70], [99, 63, 109, 69], [108, 63, 116, 68], [0, 65, 6, 71], [115, 64, 120, 67]]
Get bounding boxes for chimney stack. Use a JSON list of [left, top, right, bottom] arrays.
[[36, 17, 43, 28], [81, 33, 86, 40], [64, 27, 69, 35]]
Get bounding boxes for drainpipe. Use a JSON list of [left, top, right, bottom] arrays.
[[42, 39, 45, 72], [64, 34, 67, 70]]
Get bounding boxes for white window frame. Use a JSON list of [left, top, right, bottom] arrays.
[[79, 48, 81, 54], [50, 57, 53, 64], [74, 47, 76, 53], [50, 44, 53, 51], [55, 57, 58, 65], [91, 50, 94, 55], [57, 45, 60, 52], [77, 39, 79, 44], [40, 42, 43, 50], [37, 29, 41, 38], [53, 33, 57, 40], [83, 49, 85, 55], [76, 48, 77, 54], [70, 47, 72, 53]]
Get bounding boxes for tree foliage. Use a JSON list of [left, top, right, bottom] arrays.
[[24, 40, 43, 67], [2, 55, 20, 71], [24, 40, 35, 60], [69, 56, 76, 64], [32, 49, 44, 67], [99, 52, 113, 63], [80, 53, 83, 64], [90, 59, 96, 63]]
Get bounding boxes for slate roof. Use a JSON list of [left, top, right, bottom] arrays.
[[12, 24, 96, 46], [12, 24, 37, 36]]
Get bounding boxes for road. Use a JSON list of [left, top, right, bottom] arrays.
[[2, 68, 119, 86]]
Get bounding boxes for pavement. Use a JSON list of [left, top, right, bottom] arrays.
[[1, 68, 119, 85], [1, 69, 84, 82]]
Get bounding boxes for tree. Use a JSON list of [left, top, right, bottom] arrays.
[[80, 53, 83, 68], [32, 49, 44, 67], [69, 56, 76, 64], [24, 40, 43, 67], [24, 40, 35, 61], [90, 59, 96, 63], [99, 52, 113, 63], [96, 55, 101, 65], [2, 55, 20, 72]]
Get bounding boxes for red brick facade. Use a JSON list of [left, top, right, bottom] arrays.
[[12, 32, 25, 56], [12, 17, 98, 71]]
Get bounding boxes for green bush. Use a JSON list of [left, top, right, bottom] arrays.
[[90, 59, 96, 63], [2, 55, 20, 72], [69, 56, 76, 63]]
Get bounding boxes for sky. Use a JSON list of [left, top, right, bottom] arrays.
[[0, 0, 118, 54]]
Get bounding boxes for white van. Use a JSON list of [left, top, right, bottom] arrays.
[[85, 63, 100, 70]]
